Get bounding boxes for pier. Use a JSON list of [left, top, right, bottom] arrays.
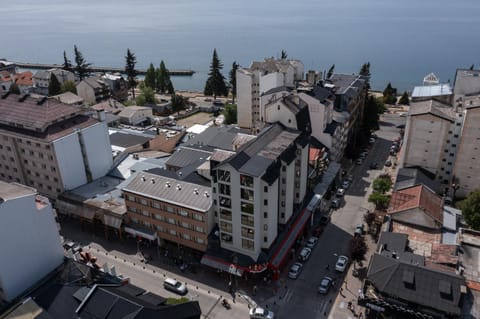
[[12, 61, 195, 76]]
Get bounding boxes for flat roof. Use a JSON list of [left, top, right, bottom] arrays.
[[412, 83, 452, 98]]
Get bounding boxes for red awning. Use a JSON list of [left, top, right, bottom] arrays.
[[270, 208, 312, 270]]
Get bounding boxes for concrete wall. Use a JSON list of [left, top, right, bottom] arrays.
[[81, 122, 113, 180], [0, 192, 63, 301], [53, 133, 88, 190], [236, 71, 253, 129], [264, 100, 297, 129], [76, 81, 95, 105]]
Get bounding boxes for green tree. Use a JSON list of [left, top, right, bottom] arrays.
[[73, 45, 91, 81], [399, 91, 410, 105], [223, 103, 237, 124], [9, 83, 20, 94], [144, 63, 156, 89], [372, 175, 392, 194], [383, 82, 397, 105], [281, 50, 288, 59], [327, 64, 335, 79], [135, 83, 156, 106], [359, 62, 371, 77], [125, 48, 137, 99], [204, 49, 228, 99], [48, 73, 62, 96], [470, 64, 475, 70], [458, 189, 480, 230], [63, 50, 72, 72], [362, 95, 385, 131], [229, 61, 239, 103], [349, 236, 367, 265], [62, 80, 77, 94], [156, 61, 174, 94], [170, 94, 187, 115], [368, 192, 390, 210]]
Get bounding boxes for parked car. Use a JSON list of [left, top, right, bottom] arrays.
[[288, 262, 303, 279], [63, 241, 82, 253], [298, 247, 312, 262], [306, 236, 319, 248], [355, 224, 365, 236], [390, 150, 397, 156], [369, 137, 376, 144], [163, 278, 188, 295], [336, 188, 345, 197], [335, 255, 349, 272], [342, 180, 350, 189], [331, 198, 342, 209], [250, 307, 274, 319], [346, 174, 354, 182], [356, 158, 363, 165], [318, 276, 333, 294], [370, 162, 379, 169], [319, 215, 330, 225], [385, 159, 392, 167]]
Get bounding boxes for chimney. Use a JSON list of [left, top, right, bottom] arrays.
[[156, 127, 160, 135], [97, 109, 106, 122], [392, 251, 397, 259], [151, 178, 155, 184], [141, 175, 146, 181]]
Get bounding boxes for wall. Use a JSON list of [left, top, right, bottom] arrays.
[[81, 122, 113, 180], [53, 133, 87, 190], [236, 71, 253, 129], [0, 193, 63, 301], [76, 82, 95, 105]]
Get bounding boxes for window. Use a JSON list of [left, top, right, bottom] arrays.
[[282, 166, 286, 172], [154, 214, 164, 221], [282, 178, 286, 184], [140, 199, 148, 206], [281, 201, 285, 207], [240, 174, 254, 187], [219, 183, 231, 196], [196, 238, 205, 244], [195, 225, 204, 233], [242, 239, 254, 250], [179, 210, 189, 217], [219, 196, 231, 208], [127, 206, 137, 213], [167, 218, 176, 224], [156, 225, 164, 232], [152, 202, 161, 209], [182, 233, 191, 240], [242, 227, 254, 239], [169, 229, 177, 236], [264, 199, 268, 205], [264, 237, 268, 243], [264, 224, 268, 231], [181, 221, 189, 228], [166, 206, 174, 213], [144, 221, 151, 228], [241, 214, 254, 227], [220, 221, 232, 232], [193, 214, 203, 222], [241, 188, 254, 201], [264, 212, 268, 218], [220, 209, 232, 221], [264, 186, 268, 192], [128, 195, 135, 201], [142, 210, 150, 217], [241, 202, 254, 214], [218, 169, 231, 182]]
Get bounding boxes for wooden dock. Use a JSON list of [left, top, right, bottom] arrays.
[[13, 61, 195, 76]]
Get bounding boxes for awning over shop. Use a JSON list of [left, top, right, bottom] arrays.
[[103, 214, 123, 230], [200, 255, 244, 277], [56, 200, 95, 220], [313, 161, 341, 196], [124, 224, 157, 241], [270, 208, 312, 269]]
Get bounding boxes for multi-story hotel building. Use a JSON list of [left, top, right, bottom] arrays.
[[122, 172, 214, 252], [0, 92, 113, 199]]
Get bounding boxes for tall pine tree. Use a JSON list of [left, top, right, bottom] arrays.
[[48, 73, 62, 96], [204, 49, 228, 99], [144, 63, 156, 90], [229, 61, 239, 103], [63, 51, 72, 72], [73, 45, 90, 81], [125, 48, 137, 99], [327, 64, 335, 79], [156, 61, 174, 94]]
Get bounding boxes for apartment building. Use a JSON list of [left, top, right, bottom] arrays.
[[32, 68, 75, 95], [0, 182, 64, 303], [0, 92, 113, 199], [123, 172, 214, 252], [236, 58, 304, 132], [209, 123, 309, 260]]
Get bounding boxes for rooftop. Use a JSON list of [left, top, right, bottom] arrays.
[[453, 68, 480, 96], [409, 99, 456, 121], [184, 125, 251, 151], [412, 83, 452, 98], [109, 131, 152, 148], [0, 181, 35, 203], [394, 167, 442, 193]]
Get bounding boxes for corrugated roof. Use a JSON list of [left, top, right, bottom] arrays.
[[412, 83, 452, 98], [123, 172, 212, 212]]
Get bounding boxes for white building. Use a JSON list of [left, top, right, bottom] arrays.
[[210, 123, 309, 260], [118, 106, 153, 125], [32, 68, 75, 96], [0, 93, 113, 198], [0, 182, 64, 302], [236, 58, 304, 132]]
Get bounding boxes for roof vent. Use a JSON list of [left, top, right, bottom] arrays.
[[194, 188, 199, 195], [151, 178, 155, 184], [204, 191, 210, 198], [176, 184, 182, 190], [165, 181, 171, 188], [18, 93, 29, 102], [37, 96, 47, 105], [141, 175, 146, 182]]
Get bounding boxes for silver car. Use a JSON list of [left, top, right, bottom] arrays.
[[318, 276, 333, 294], [335, 255, 349, 272], [288, 262, 303, 279], [163, 278, 188, 295], [305, 236, 319, 249]]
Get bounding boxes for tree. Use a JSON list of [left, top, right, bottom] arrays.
[[62, 80, 77, 94], [383, 82, 397, 105], [48, 73, 62, 96], [399, 91, 410, 105], [144, 63, 156, 89], [204, 49, 228, 99], [229, 61, 239, 103], [368, 192, 390, 210], [364, 212, 376, 225], [362, 95, 385, 132], [458, 189, 480, 230], [73, 45, 91, 81], [9, 83, 20, 94], [135, 84, 156, 106], [63, 51, 72, 72], [372, 175, 392, 194], [170, 94, 187, 115], [470, 64, 475, 70], [223, 103, 237, 124], [125, 48, 137, 99], [156, 61, 174, 94], [359, 62, 371, 77], [349, 236, 367, 265], [327, 64, 335, 79], [281, 50, 288, 59]]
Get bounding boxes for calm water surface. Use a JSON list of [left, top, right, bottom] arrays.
[[2, 0, 480, 92]]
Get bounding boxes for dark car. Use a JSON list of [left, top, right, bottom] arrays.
[[319, 215, 330, 225], [385, 159, 392, 167], [370, 162, 378, 169]]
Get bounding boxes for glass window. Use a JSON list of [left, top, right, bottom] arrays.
[[194, 214, 203, 222], [218, 169, 231, 182], [181, 221, 189, 228], [166, 206, 175, 213], [196, 238, 205, 244], [168, 218, 176, 224], [182, 233, 191, 240], [152, 202, 161, 209], [242, 239, 254, 250], [140, 199, 148, 206], [219, 183, 231, 196], [220, 221, 232, 233], [241, 214, 254, 227], [242, 227, 254, 239], [241, 188, 254, 201], [154, 214, 164, 221], [141, 210, 150, 217], [220, 209, 232, 221], [240, 174, 254, 187], [179, 210, 189, 217], [241, 202, 254, 214], [195, 225, 204, 233], [169, 229, 177, 236], [219, 196, 231, 208]]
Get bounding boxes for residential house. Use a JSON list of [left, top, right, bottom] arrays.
[[101, 73, 128, 101], [0, 71, 13, 93], [0, 182, 63, 303], [32, 68, 75, 95], [52, 91, 84, 107], [118, 106, 153, 126], [12, 71, 33, 94], [0, 60, 16, 74], [0, 92, 113, 199], [76, 76, 110, 105]]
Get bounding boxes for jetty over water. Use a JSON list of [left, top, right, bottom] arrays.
[[12, 61, 195, 76]]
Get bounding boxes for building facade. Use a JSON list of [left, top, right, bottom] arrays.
[[76, 76, 110, 105], [0, 93, 113, 199], [123, 172, 214, 252], [0, 182, 64, 302], [32, 68, 75, 96]]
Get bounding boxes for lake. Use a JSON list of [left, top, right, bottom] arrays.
[[2, 0, 480, 92]]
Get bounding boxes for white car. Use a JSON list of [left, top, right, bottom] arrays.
[[335, 255, 349, 272], [298, 247, 312, 262], [336, 188, 345, 197], [250, 307, 275, 319], [305, 236, 319, 249], [163, 278, 188, 295], [288, 262, 303, 279]]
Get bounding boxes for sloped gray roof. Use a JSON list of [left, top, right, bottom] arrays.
[[109, 132, 151, 148], [123, 172, 212, 212], [409, 99, 456, 121], [394, 167, 442, 194], [368, 253, 464, 316], [184, 125, 250, 151], [166, 147, 212, 169], [453, 69, 480, 96]]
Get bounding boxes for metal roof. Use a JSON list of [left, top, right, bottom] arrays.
[[412, 84, 452, 98]]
